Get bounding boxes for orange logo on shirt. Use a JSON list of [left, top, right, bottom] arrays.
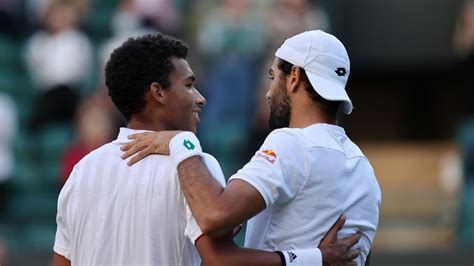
[[262, 149, 277, 158], [257, 149, 277, 164]]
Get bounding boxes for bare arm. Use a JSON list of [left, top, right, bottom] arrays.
[[53, 252, 70, 266], [197, 214, 361, 266], [121, 132, 264, 236], [178, 156, 266, 237], [196, 233, 282, 266]]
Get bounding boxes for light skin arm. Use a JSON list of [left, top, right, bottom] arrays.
[[178, 156, 266, 237], [53, 252, 70, 266], [49, 216, 361, 266], [121, 131, 265, 237], [121, 132, 363, 264]]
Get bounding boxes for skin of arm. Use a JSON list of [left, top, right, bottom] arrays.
[[120, 131, 363, 265], [50, 215, 360, 266], [196, 214, 360, 266], [53, 252, 70, 266], [196, 233, 282, 266], [178, 156, 266, 237]]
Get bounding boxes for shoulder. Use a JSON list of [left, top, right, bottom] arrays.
[[262, 128, 306, 154], [67, 143, 114, 182], [265, 128, 303, 143]]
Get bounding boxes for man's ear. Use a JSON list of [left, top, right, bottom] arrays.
[[287, 65, 302, 93], [150, 82, 166, 104]]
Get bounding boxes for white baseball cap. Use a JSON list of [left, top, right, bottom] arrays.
[[275, 30, 353, 114]]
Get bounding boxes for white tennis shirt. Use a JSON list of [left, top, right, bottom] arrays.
[[54, 127, 226, 266], [229, 123, 381, 266]]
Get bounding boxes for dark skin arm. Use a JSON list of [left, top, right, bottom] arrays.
[[50, 214, 361, 266], [121, 132, 363, 264], [197, 214, 361, 266], [52, 252, 70, 266], [196, 233, 282, 266]]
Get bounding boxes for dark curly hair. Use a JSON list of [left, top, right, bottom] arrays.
[[105, 33, 189, 120]]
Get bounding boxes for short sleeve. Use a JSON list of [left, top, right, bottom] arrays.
[[53, 167, 77, 259], [184, 153, 227, 244], [228, 129, 307, 207]]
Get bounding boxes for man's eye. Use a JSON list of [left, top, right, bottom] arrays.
[[269, 76, 274, 80]]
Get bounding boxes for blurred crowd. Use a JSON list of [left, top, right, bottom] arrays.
[[454, 0, 474, 249], [0, 0, 473, 264], [0, 0, 331, 262]]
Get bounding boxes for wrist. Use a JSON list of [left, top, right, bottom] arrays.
[[277, 248, 322, 266], [168, 131, 203, 165]]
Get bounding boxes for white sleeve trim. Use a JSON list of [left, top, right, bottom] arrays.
[[228, 174, 273, 208], [53, 244, 71, 260]]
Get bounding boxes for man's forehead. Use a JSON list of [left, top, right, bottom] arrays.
[[271, 58, 279, 69], [171, 57, 194, 78]]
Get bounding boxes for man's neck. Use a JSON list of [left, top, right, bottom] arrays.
[[289, 100, 336, 128], [127, 115, 165, 132]]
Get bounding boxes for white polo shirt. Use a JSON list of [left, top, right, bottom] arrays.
[[54, 128, 226, 266], [229, 123, 381, 266]]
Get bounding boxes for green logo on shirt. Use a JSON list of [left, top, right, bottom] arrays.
[[183, 139, 195, 150]]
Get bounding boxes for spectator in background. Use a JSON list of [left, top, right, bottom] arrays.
[[60, 94, 116, 185], [267, 0, 330, 53], [128, 0, 180, 35], [0, 238, 6, 266], [196, 0, 266, 176], [0, 0, 21, 36], [0, 94, 15, 265], [0, 93, 16, 217], [252, 0, 331, 149], [24, 0, 93, 130], [26, 0, 90, 27], [454, 0, 474, 116], [99, 0, 156, 72], [0, 93, 16, 185], [453, 0, 474, 247]]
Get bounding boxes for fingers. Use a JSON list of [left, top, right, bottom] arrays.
[[127, 132, 151, 140], [121, 142, 133, 152], [334, 213, 346, 231], [326, 213, 347, 240], [121, 140, 147, 160], [345, 248, 360, 261], [341, 231, 362, 248], [127, 147, 153, 166]]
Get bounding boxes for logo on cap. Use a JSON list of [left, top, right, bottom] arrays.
[[335, 67, 347, 77]]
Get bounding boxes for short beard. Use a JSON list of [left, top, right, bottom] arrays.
[[268, 82, 291, 130]]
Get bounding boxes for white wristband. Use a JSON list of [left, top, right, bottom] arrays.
[[281, 248, 322, 266], [169, 132, 203, 165]]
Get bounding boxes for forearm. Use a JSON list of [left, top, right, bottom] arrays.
[[178, 156, 236, 237], [196, 235, 281, 266], [204, 246, 282, 266]]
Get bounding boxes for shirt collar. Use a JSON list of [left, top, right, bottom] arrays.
[[112, 127, 153, 145], [310, 123, 346, 135]]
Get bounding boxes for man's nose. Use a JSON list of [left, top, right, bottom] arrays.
[[195, 89, 206, 106]]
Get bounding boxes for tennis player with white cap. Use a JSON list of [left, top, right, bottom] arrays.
[[122, 30, 381, 266]]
